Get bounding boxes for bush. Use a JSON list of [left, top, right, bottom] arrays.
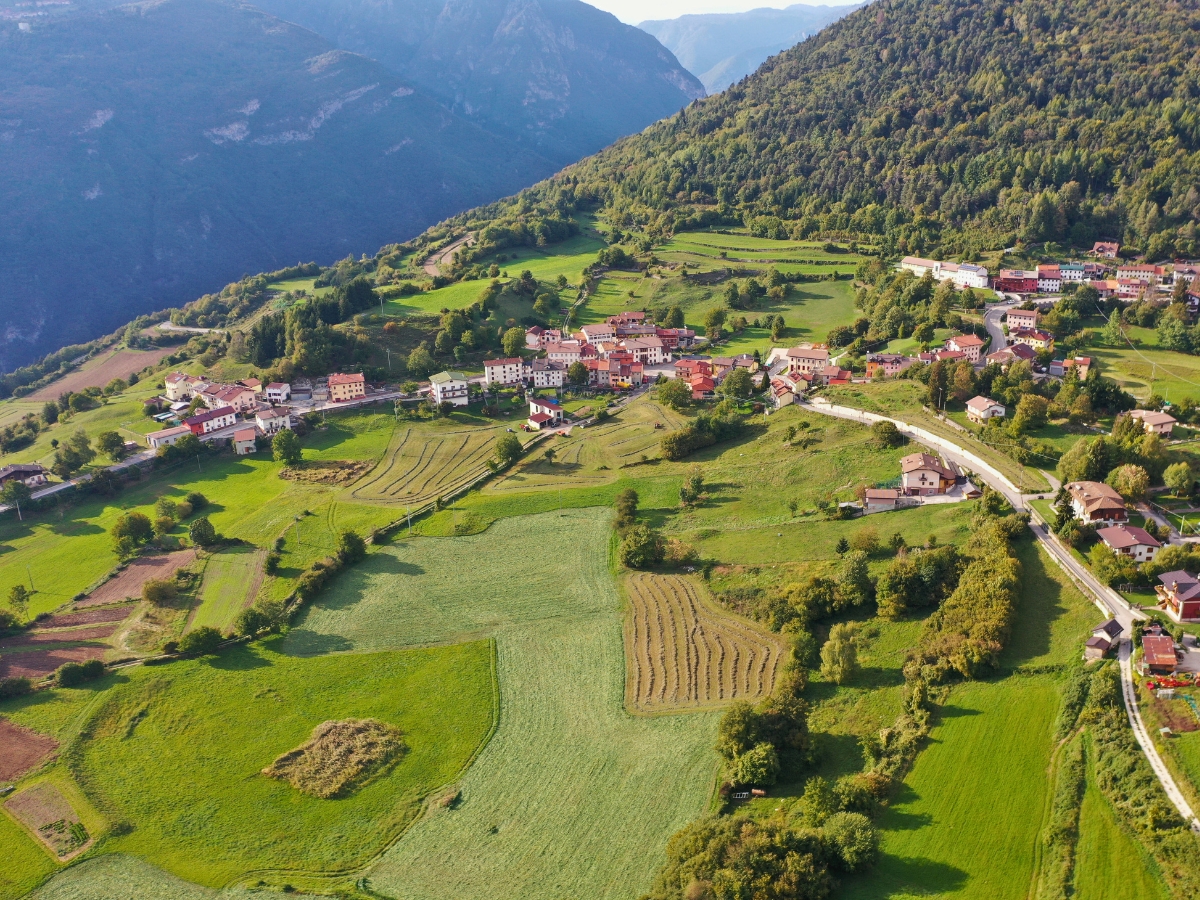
[[0, 676, 32, 699], [733, 742, 780, 786], [824, 812, 879, 871], [337, 530, 367, 564], [871, 420, 905, 448], [142, 578, 178, 605], [614, 488, 639, 530], [56, 658, 105, 686], [178, 626, 224, 656], [265, 552, 281, 575], [660, 409, 744, 461], [618, 524, 665, 568], [273, 429, 302, 465], [111, 511, 154, 552], [185, 491, 208, 510], [820, 623, 860, 684], [189, 516, 218, 548]]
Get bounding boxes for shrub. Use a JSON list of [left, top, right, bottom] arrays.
[[871, 420, 905, 448], [189, 516, 218, 547], [0, 676, 32, 699], [154, 516, 175, 537], [265, 552, 281, 575], [185, 491, 208, 510], [660, 410, 744, 461], [848, 527, 879, 554], [142, 578, 178, 605], [614, 488, 639, 530], [57, 658, 105, 686], [178, 626, 224, 656], [111, 511, 154, 552], [824, 812, 879, 871], [337, 530, 367, 564], [618, 524, 665, 569], [820, 623, 860, 684], [733, 742, 779, 786]]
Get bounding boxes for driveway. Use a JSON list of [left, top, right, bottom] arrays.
[[983, 301, 1014, 362]]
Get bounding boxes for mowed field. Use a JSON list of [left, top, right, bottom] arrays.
[[24, 347, 176, 402], [283, 510, 719, 900], [624, 573, 785, 712]]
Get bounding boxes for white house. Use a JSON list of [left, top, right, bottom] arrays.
[[900, 256, 941, 278], [483, 357, 524, 386], [786, 346, 830, 376], [1036, 265, 1062, 293], [1060, 263, 1085, 283], [164, 372, 206, 402], [265, 382, 291, 404], [185, 406, 237, 436], [527, 359, 566, 388], [232, 427, 257, 456], [528, 397, 564, 424], [965, 396, 1005, 424], [579, 323, 616, 344], [619, 336, 666, 365], [254, 406, 293, 434], [1097, 524, 1161, 563], [430, 371, 469, 407], [946, 333, 985, 363], [543, 341, 583, 365], [900, 453, 957, 496], [0, 463, 49, 488], [145, 424, 192, 449], [952, 263, 989, 289]]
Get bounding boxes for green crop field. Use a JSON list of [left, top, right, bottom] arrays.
[[189, 545, 265, 632], [283, 510, 719, 900], [18, 640, 495, 891]]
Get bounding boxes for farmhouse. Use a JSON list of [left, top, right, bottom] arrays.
[[900, 452, 957, 496], [254, 407, 293, 434], [1065, 481, 1128, 526], [328, 373, 366, 402], [1127, 409, 1177, 436], [430, 371, 469, 406], [965, 396, 1005, 424], [144, 424, 192, 450], [232, 427, 257, 456], [484, 358, 524, 386], [0, 463, 48, 488], [265, 382, 291, 404], [1092, 241, 1120, 259], [1156, 571, 1200, 621], [185, 406, 237, 436], [1006, 308, 1040, 332], [786, 346, 830, 376], [1142, 634, 1178, 674], [945, 333, 985, 362], [1096, 524, 1161, 563], [863, 488, 900, 512]]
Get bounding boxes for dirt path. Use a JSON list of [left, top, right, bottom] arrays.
[[422, 234, 473, 277]]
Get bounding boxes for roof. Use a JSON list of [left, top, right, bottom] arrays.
[[1013, 328, 1053, 341], [988, 342, 1038, 363], [900, 452, 955, 479], [0, 463, 47, 477], [787, 346, 830, 360], [429, 371, 467, 384], [949, 333, 985, 347], [966, 395, 1003, 412], [1085, 635, 1111, 650], [1129, 410, 1177, 427], [266, 382, 289, 390], [328, 372, 365, 385], [1097, 525, 1161, 550], [530, 397, 562, 410], [1066, 481, 1127, 513], [1037, 264, 1061, 276], [484, 358, 523, 367], [185, 406, 236, 425], [256, 406, 291, 419], [690, 376, 717, 390], [1158, 570, 1200, 601], [867, 353, 906, 363], [233, 427, 256, 441], [998, 269, 1038, 279], [1143, 635, 1177, 669], [864, 489, 899, 500], [240, 378, 261, 388], [1095, 619, 1123, 639], [901, 256, 940, 268], [1007, 307, 1039, 318], [145, 425, 191, 441], [528, 413, 552, 424]]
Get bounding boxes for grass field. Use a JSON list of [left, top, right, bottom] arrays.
[[52, 640, 495, 890], [189, 545, 265, 633], [282, 510, 720, 900], [1087, 325, 1200, 403]]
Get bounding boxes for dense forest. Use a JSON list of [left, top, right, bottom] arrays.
[[427, 0, 1200, 263]]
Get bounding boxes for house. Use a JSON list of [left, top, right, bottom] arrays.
[[525, 326, 561, 349], [994, 269, 1038, 293], [965, 396, 1005, 424], [620, 336, 666, 365], [1010, 328, 1054, 351], [528, 397, 564, 425], [1117, 278, 1145, 299], [770, 378, 795, 410], [815, 365, 852, 386], [1127, 409, 1177, 437], [1142, 634, 1179, 673], [265, 382, 291, 404], [899, 257, 988, 289], [1060, 263, 1085, 283], [232, 427, 257, 456], [675, 358, 713, 380], [1156, 571, 1200, 621], [655, 327, 697, 350], [145, 425, 192, 450], [934, 349, 967, 364], [1006, 308, 1040, 332], [865, 353, 912, 378], [185, 406, 237, 436], [900, 452, 957, 496], [986, 342, 1038, 369], [205, 384, 258, 412], [543, 341, 583, 365], [484, 358, 525, 386], [429, 371, 469, 407], [786, 346, 830, 376], [579, 323, 616, 344], [710, 358, 734, 378], [690, 375, 717, 401], [732, 354, 758, 373], [1173, 264, 1200, 287], [1095, 619, 1123, 643], [1065, 481, 1128, 526], [527, 359, 568, 388], [238, 378, 262, 394], [1084, 635, 1112, 661], [527, 412, 555, 430], [608, 311, 646, 327], [1050, 356, 1093, 380], [1089, 278, 1121, 298], [0, 463, 48, 487], [1097, 524, 1161, 563], [328, 372, 366, 402], [945, 333, 985, 363], [864, 488, 900, 512], [254, 407, 293, 434], [1117, 264, 1165, 284], [1036, 265, 1062, 293], [900, 256, 941, 278], [164, 372, 207, 402], [952, 263, 989, 289], [1092, 241, 1120, 259]]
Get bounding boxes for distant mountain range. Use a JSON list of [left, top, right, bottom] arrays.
[[0, 0, 701, 370], [640, 2, 861, 93]]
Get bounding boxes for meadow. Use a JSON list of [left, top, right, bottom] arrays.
[[283, 511, 720, 900]]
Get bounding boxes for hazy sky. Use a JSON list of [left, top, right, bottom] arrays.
[[590, 0, 859, 25]]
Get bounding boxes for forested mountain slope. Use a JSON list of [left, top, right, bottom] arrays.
[[0, 0, 557, 370], [640, 3, 860, 93], [442, 0, 1200, 263], [247, 0, 706, 165]]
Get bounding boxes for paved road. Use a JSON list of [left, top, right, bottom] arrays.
[[805, 397, 1200, 829], [982, 300, 1014, 360], [422, 234, 473, 277]]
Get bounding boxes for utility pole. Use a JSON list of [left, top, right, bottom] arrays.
[[26, 565, 34, 591]]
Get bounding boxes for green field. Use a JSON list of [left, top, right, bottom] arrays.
[[189, 545, 265, 632], [1089, 336, 1200, 404], [283, 510, 720, 900]]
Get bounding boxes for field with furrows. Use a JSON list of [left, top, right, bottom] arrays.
[[349, 423, 505, 507]]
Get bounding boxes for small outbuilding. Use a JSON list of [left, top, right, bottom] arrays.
[[1143, 635, 1179, 674], [233, 427, 257, 456], [864, 489, 900, 513]]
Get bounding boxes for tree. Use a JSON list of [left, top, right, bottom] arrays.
[[835, 536, 850, 556], [337, 530, 367, 564], [568, 361, 588, 386], [142, 578, 178, 604], [51, 429, 95, 478], [819, 622, 859, 684], [615, 488, 639, 529], [656, 378, 691, 410], [703, 306, 727, 340], [189, 516, 218, 548], [406, 343, 436, 378], [1106, 463, 1150, 502], [664, 306, 684, 328], [178, 626, 223, 656], [2, 478, 32, 511], [8, 584, 30, 617], [543, 446, 557, 465], [836, 550, 873, 608], [871, 420, 904, 448], [492, 433, 523, 469], [825, 812, 880, 871], [1164, 461, 1193, 498], [272, 429, 302, 465], [502, 327, 526, 357], [716, 700, 763, 759], [720, 367, 754, 399], [185, 491, 208, 510], [679, 466, 704, 505], [848, 527, 879, 554], [1012, 394, 1049, 433], [111, 511, 153, 552], [733, 742, 779, 787], [96, 430, 126, 461], [618, 524, 665, 568], [1102, 309, 1123, 346]]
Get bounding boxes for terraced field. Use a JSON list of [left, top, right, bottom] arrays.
[[624, 573, 785, 712], [350, 424, 506, 507]]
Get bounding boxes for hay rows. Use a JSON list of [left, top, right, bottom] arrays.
[[351, 427, 499, 506], [624, 573, 784, 711]]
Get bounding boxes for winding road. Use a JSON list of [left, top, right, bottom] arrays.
[[422, 233, 473, 277], [804, 396, 1200, 831]]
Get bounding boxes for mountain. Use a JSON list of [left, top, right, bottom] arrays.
[[245, 0, 706, 165], [0, 0, 560, 370], [639, 3, 860, 93], [445, 0, 1200, 264]]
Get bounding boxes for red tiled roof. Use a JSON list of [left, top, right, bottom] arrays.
[[328, 372, 364, 385]]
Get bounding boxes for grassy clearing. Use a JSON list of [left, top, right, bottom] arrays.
[[62, 639, 494, 889], [189, 545, 265, 633], [283, 510, 719, 900], [1089, 331, 1200, 403]]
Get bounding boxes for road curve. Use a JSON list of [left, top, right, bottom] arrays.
[[804, 397, 1200, 831], [422, 234, 473, 277]]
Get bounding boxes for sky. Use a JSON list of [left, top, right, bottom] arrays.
[[589, 0, 860, 25]]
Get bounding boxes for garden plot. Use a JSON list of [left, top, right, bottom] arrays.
[[350, 424, 504, 507], [0, 720, 58, 781], [4, 782, 91, 859], [624, 573, 785, 712], [77, 550, 196, 608], [0, 646, 108, 681]]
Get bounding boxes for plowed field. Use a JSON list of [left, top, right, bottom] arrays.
[[349, 425, 504, 507], [78, 549, 196, 607], [624, 573, 785, 712]]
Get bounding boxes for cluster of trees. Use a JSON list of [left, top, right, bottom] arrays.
[[874, 545, 963, 618], [245, 277, 380, 372], [1057, 412, 1171, 486], [614, 488, 697, 570], [660, 404, 746, 460], [169, 264, 319, 330]]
